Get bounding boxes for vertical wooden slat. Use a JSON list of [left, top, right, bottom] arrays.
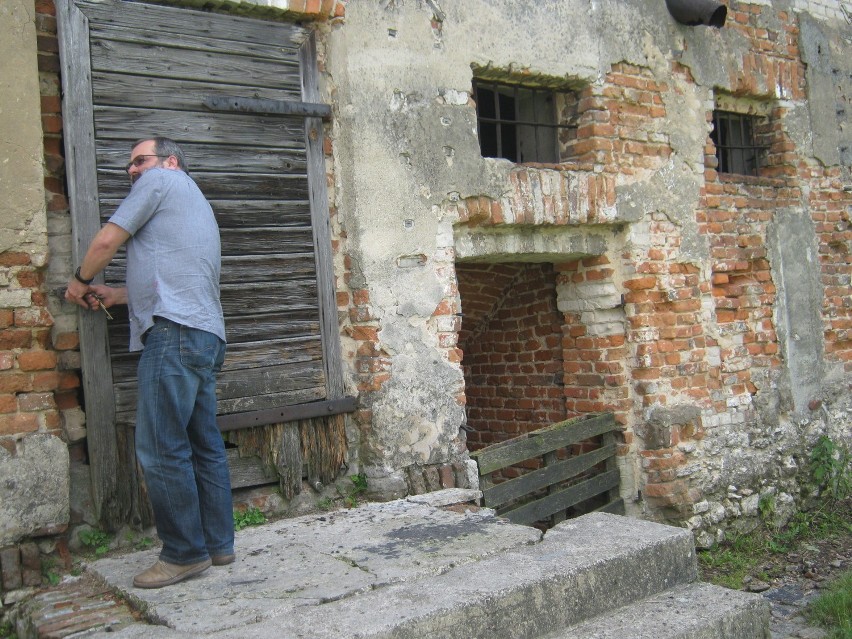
[[57, 0, 126, 530], [544, 450, 566, 526], [300, 31, 344, 401], [277, 423, 303, 498], [602, 428, 620, 508]]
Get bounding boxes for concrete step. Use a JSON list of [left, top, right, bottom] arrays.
[[542, 582, 770, 639], [214, 511, 702, 639], [20, 495, 768, 639]]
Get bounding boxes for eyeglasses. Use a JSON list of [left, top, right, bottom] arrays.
[[124, 154, 166, 172]]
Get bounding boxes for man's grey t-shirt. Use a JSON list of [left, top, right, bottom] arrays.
[[108, 168, 225, 352]]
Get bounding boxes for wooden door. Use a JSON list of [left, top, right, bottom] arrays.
[[57, 0, 346, 529]]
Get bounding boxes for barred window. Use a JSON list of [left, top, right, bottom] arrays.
[[711, 110, 767, 176], [473, 80, 577, 164]]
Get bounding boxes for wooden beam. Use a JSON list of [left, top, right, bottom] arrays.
[[217, 396, 357, 432], [57, 0, 127, 530], [301, 31, 345, 402], [203, 96, 332, 120]]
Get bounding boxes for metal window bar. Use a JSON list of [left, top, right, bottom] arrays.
[[474, 80, 572, 163], [712, 110, 766, 176]]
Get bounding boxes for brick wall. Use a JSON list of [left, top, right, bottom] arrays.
[[457, 263, 566, 455], [814, 168, 852, 369], [35, 0, 84, 458], [444, 0, 852, 526], [0, 0, 70, 449]]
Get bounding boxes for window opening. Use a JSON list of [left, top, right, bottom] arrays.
[[473, 80, 575, 164], [711, 110, 766, 176]]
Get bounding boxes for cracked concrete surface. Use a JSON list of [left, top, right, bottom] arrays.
[[85, 492, 538, 636]]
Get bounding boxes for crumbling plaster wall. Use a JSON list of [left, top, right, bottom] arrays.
[[327, 0, 849, 532], [0, 0, 69, 546]]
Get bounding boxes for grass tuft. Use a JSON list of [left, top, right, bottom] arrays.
[[808, 570, 852, 639]]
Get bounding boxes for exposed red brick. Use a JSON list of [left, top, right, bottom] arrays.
[[0, 413, 40, 436], [17, 350, 57, 371], [0, 329, 33, 350]]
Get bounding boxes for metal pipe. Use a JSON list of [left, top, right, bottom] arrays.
[[665, 0, 727, 28]]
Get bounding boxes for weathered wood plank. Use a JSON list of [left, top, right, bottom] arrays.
[[218, 396, 357, 432], [92, 107, 306, 149], [108, 335, 323, 382], [220, 255, 317, 283], [471, 413, 618, 475], [89, 38, 300, 88], [481, 444, 617, 510], [57, 0, 128, 530], [225, 227, 315, 255], [89, 22, 302, 63], [218, 362, 325, 399], [222, 337, 323, 368], [301, 31, 344, 401], [114, 387, 328, 428], [96, 167, 310, 201], [96, 136, 307, 175], [103, 254, 316, 285], [99, 199, 312, 228], [216, 387, 327, 415], [104, 314, 322, 348], [225, 448, 278, 489], [203, 96, 331, 120], [77, 0, 307, 49], [603, 429, 620, 511], [97, 228, 314, 261], [113, 360, 326, 412], [500, 470, 621, 525], [115, 424, 153, 528], [211, 201, 311, 228], [276, 424, 302, 498], [221, 281, 319, 315]]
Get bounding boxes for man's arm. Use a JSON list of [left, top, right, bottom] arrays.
[[65, 222, 131, 308]]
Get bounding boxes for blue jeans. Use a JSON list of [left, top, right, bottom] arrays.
[[135, 317, 233, 565]]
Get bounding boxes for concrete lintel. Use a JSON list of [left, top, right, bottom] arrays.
[[454, 226, 608, 263]]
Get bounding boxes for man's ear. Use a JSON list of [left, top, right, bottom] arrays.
[[163, 155, 180, 170]]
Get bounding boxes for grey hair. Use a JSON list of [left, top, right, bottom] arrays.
[[132, 136, 188, 172]]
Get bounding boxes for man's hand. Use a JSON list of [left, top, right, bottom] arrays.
[[86, 284, 127, 309], [65, 278, 93, 309]]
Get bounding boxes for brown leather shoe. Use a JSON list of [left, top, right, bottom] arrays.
[[211, 553, 235, 566], [133, 558, 212, 589]]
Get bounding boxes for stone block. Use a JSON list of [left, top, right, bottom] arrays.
[[639, 405, 702, 450], [61, 406, 86, 443], [20, 542, 41, 587], [0, 546, 22, 591], [0, 434, 69, 546]]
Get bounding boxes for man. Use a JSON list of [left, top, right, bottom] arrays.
[[65, 137, 234, 588]]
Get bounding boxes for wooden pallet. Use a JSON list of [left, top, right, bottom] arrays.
[[471, 413, 624, 526]]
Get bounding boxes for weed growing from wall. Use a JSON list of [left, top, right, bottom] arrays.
[[810, 436, 852, 501], [78, 529, 112, 557]]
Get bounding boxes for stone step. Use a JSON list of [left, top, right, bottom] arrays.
[[542, 582, 769, 639], [203, 511, 706, 639], [16, 499, 769, 639]]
